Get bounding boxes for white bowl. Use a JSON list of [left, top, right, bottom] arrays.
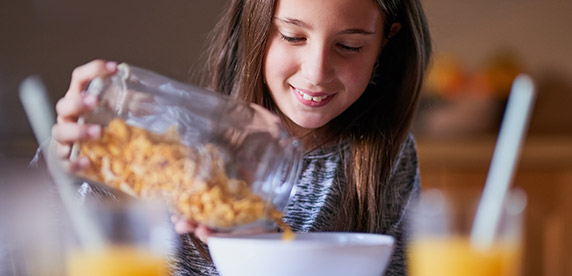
[[208, 232, 395, 276]]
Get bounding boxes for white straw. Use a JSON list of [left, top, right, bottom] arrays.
[[19, 76, 105, 250], [470, 74, 536, 249]]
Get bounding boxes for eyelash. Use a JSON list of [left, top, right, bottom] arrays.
[[280, 34, 305, 43], [337, 44, 363, 53], [279, 33, 363, 53]]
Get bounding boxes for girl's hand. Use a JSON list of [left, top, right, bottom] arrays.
[[171, 215, 274, 244], [171, 215, 213, 244], [50, 60, 117, 172]]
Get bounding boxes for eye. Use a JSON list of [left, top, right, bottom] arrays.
[[337, 43, 363, 53], [280, 33, 305, 44]]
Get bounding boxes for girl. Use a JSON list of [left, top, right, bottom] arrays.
[[51, 0, 431, 275]]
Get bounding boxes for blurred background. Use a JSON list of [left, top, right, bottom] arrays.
[[1, 0, 571, 275]]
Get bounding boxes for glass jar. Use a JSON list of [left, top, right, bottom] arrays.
[[72, 63, 303, 231]]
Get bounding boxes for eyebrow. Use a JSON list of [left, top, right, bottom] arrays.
[[275, 17, 375, 35], [276, 17, 312, 29], [338, 28, 375, 35]]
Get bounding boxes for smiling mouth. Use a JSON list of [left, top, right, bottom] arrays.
[[293, 87, 330, 103]]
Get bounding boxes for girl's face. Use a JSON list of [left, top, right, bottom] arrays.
[[263, 0, 385, 132]]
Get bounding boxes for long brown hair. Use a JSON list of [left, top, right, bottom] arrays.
[[198, 0, 431, 237]]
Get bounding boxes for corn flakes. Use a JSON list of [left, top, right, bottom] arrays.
[[77, 118, 289, 231]]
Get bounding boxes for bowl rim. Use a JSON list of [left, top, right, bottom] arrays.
[[208, 232, 395, 250]]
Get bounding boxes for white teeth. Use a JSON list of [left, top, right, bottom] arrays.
[[295, 87, 328, 103]]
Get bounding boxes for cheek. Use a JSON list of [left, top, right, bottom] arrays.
[[340, 58, 376, 95], [264, 41, 296, 83]]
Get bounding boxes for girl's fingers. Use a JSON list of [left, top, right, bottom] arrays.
[[67, 60, 117, 97], [170, 215, 212, 243], [172, 216, 199, 235], [52, 122, 101, 144], [58, 157, 90, 173], [174, 221, 197, 235], [56, 60, 116, 123], [49, 60, 116, 174], [195, 225, 213, 244], [55, 94, 98, 123], [55, 142, 71, 159]]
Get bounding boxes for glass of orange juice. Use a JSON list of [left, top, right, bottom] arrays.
[[408, 188, 526, 276], [65, 199, 176, 276]]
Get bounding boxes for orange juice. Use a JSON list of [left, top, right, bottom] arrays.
[[408, 237, 520, 276], [66, 246, 169, 276]]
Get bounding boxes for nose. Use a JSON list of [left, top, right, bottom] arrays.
[[300, 43, 334, 86]]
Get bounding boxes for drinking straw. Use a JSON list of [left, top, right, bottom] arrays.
[[470, 74, 536, 249], [19, 76, 105, 250]]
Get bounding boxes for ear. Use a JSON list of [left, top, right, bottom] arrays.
[[381, 22, 401, 47], [387, 22, 401, 39]]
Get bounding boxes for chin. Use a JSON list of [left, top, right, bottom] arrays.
[[291, 117, 329, 130]]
